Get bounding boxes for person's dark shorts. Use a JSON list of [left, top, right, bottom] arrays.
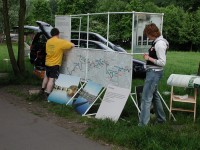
[[45, 65, 59, 78]]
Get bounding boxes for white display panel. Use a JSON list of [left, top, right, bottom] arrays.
[[55, 15, 71, 40], [61, 48, 133, 89], [61, 48, 87, 80]]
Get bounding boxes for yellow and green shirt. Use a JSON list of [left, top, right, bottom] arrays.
[[45, 36, 73, 66]]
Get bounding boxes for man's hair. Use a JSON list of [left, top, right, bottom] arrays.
[[143, 23, 161, 38], [51, 28, 60, 36]]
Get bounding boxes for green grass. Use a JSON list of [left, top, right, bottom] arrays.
[[0, 43, 17, 72], [86, 51, 200, 149], [1, 44, 200, 149], [0, 43, 41, 85]]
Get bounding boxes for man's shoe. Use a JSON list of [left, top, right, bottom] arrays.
[[38, 89, 45, 95]]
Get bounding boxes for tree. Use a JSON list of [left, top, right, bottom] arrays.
[[57, 0, 97, 15], [193, 8, 200, 49], [160, 5, 185, 49], [0, 1, 3, 33], [142, 2, 160, 13], [2, 0, 20, 75], [49, 0, 58, 25], [143, 0, 200, 12], [25, 0, 35, 25], [0, 0, 19, 33], [32, 0, 52, 24], [178, 12, 194, 51], [126, 0, 143, 12], [2, 0, 26, 75], [94, 0, 128, 42], [17, 0, 26, 72]]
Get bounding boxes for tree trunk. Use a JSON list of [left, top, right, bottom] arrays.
[[198, 62, 200, 76], [2, 0, 20, 75], [190, 43, 193, 52], [17, 0, 26, 73]]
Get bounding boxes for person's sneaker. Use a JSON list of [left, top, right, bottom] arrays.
[[38, 89, 45, 95], [42, 92, 50, 101]]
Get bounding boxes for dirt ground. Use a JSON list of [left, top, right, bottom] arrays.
[[0, 84, 89, 135], [1, 84, 127, 149]]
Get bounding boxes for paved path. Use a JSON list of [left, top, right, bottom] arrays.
[[0, 88, 111, 150]]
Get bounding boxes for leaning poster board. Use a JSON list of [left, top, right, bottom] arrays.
[[95, 84, 130, 122], [48, 74, 80, 104], [72, 80, 103, 115]]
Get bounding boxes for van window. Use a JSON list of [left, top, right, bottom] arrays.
[[80, 33, 87, 40], [71, 32, 80, 39], [89, 34, 99, 41]]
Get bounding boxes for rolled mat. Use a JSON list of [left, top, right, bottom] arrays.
[[167, 74, 200, 88]]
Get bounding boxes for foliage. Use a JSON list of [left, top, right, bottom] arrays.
[[193, 8, 200, 47], [0, 0, 19, 32], [160, 5, 185, 47], [2, 0, 200, 52], [25, 0, 36, 25], [31, 0, 52, 24], [126, 0, 143, 12], [57, 0, 97, 15], [142, 2, 160, 13], [95, 0, 127, 12]]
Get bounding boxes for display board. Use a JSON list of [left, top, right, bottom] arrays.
[[55, 15, 71, 40], [95, 84, 130, 122], [87, 50, 132, 89], [61, 48, 133, 89], [72, 80, 103, 115], [48, 74, 80, 104], [60, 48, 87, 80], [133, 13, 163, 53]]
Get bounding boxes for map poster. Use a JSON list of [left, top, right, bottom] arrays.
[[95, 84, 130, 122], [60, 48, 87, 80]]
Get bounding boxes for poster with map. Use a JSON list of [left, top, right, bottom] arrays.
[[61, 48, 132, 90], [87, 49, 132, 89], [60, 48, 87, 80]]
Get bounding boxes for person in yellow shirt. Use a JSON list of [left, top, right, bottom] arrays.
[[40, 28, 74, 97]]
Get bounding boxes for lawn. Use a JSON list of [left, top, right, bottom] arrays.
[[1, 43, 200, 149], [86, 52, 200, 150]]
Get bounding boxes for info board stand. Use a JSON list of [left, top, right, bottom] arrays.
[[130, 93, 141, 114], [82, 87, 106, 116], [157, 91, 176, 121], [133, 85, 176, 121]]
